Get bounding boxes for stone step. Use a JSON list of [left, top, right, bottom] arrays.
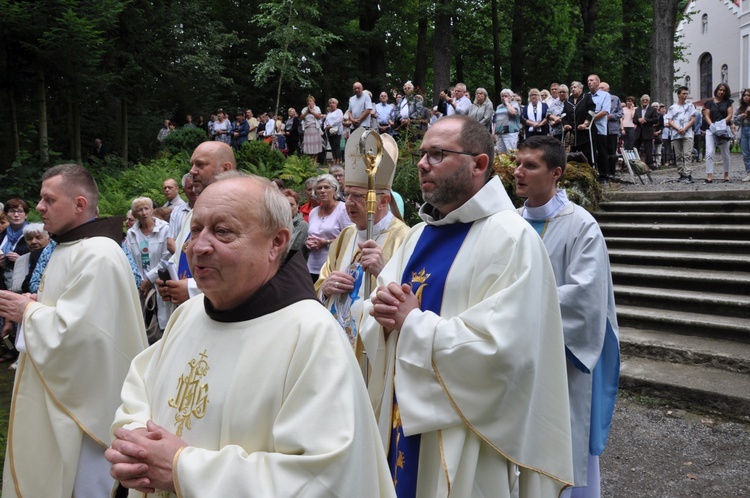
[[608, 248, 750, 271], [603, 190, 750, 202], [599, 222, 750, 240], [619, 327, 750, 374], [619, 355, 750, 417], [606, 237, 750, 253], [614, 285, 750, 318], [601, 200, 750, 213], [597, 211, 750, 225], [611, 264, 750, 294], [616, 304, 750, 343]]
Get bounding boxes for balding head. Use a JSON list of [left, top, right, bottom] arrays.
[[189, 141, 237, 195]]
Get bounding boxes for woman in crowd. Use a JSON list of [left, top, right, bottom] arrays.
[[125, 197, 173, 340], [522, 88, 549, 139], [299, 177, 319, 223], [702, 82, 734, 183], [282, 189, 309, 254], [305, 174, 352, 282], [493, 88, 521, 153], [0, 198, 30, 290], [547, 84, 568, 141], [301, 95, 323, 160], [468, 87, 494, 133], [324, 98, 344, 166], [212, 109, 233, 145], [284, 108, 301, 156], [621, 96, 636, 150], [734, 88, 750, 183], [563, 81, 596, 165]]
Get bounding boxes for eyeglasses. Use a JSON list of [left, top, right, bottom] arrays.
[[411, 148, 480, 165], [343, 191, 366, 202], [7, 209, 25, 215]]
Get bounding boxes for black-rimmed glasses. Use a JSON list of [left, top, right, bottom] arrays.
[[411, 148, 480, 165]]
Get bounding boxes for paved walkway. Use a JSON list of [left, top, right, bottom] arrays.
[[607, 152, 750, 193]]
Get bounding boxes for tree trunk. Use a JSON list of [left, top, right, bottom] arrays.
[[10, 87, 20, 162], [414, 4, 428, 93], [651, 0, 679, 106], [67, 100, 75, 159], [510, 0, 524, 91], [121, 97, 129, 167], [491, 0, 502, 97], [72, 97, 82, 164], [621, 0, 635, 93], [433, 0, 452, 105], [454, 14, 463, 85], [579, 0, 597, 76], [36, 68, 49, 164]]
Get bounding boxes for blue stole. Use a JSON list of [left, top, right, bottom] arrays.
[[388, 221, 473, 497], [178, 233, 193, 279]]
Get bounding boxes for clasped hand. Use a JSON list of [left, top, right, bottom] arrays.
[[370, 282, 418, 339]]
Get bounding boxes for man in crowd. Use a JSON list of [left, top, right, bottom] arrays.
[[162, 178, 186, 209], [347, 81, 373, 131], [547, 82, 560, 105], [167, 173, 197, 254], [361, 115, 574, 497], [156, 141, 236, 309], [514, 135, 620, 498], [107, 174, 394, 497], [315, 128, 409, 347], [245, 109, 259, 141], [667, 86, 696, 183], [0, 164, 148, 498], [445, 82, 471, 115], [633, 94, 660, 170], [90, 138, 107, 161], [587, 74, 611, 180], [375, 92, 394, 135], [157, 119, 171, 142], [600, 81, 623, 180]]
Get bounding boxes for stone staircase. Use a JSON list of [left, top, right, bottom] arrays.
[[596, 190, 750, 419]]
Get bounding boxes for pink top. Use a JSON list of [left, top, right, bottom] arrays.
[[306, 202, 352, 273], [621, 106, 635, 128]]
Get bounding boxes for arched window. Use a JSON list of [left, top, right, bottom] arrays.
[[702, 14, 708, 34], [699, 53, 713, 99], [685, 75, 691, 94]]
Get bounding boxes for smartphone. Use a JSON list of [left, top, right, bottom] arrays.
[[158, 268, 171, 282]]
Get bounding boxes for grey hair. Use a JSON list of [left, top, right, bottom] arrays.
[[305, 176, 317, 188], [571, 81, 583, 90], [500, 88, 513, 97], [558, 84, 569, 94], [181, 173, 191, 189], [23, 223, 48, 238], [641, 94, 651, 102], [315, 174, 341, 197], [131, 196, 154, 211]]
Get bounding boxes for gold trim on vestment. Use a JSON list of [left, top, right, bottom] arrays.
[[437, 429, 451, 496], [431, 358, 574, 487], [7, 353, 26, 497]]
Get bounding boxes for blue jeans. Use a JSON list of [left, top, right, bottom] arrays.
[[741, 125, 750, 173]]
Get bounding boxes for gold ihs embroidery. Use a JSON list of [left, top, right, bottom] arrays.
[[168, 349, 210, 436], [410, 268, 431, 305]]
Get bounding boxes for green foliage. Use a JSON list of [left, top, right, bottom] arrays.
[[492, 153, 601, 212], [392, 138, 423, 227], [236, 141, 285, 177], [0, 148, 65, 203], [96, 153, 190, 216], [161, 127, 208, 156], [280, 155, 322, 192]]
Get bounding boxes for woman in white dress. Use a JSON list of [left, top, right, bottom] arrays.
[[301, 95, 323, 159]]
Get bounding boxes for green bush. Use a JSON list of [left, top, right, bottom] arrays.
[[280, 155, 323, 192], [97, 152, 191, 216], [236, 140, 285, 177], [161, 127, 208, 155]]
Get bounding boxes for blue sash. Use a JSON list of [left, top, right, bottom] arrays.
[[178, 233, 193, 279], [388, 221, 473, 497]]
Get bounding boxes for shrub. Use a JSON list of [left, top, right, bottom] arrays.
[[236, 140, 285, 177], [280, 155, 323, 192], [161, 127, 208, 155]]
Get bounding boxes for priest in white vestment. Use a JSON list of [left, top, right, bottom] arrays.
[[108, 174, 395, 497], [315, 128, 409, 347], [361, 116, 574, 498], [515, 135, 620, 498], [0, 164, 148, 498]]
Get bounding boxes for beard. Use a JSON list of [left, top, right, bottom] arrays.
[[421, 162, 474, 210]]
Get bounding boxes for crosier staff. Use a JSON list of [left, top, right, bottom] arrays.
[[357, 129, 383, 384]]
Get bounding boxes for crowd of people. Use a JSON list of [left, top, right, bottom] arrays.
[[159, 76, 750, 186], [0, 110, 628, 498]]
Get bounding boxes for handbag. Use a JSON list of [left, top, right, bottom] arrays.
[[142, 288, 162, 344], [710, 119, 733, 143]]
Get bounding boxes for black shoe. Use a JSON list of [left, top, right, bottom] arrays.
[[678, 175, 694, 184]]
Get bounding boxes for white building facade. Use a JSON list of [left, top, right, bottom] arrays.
[[675, 0, 745, 103]]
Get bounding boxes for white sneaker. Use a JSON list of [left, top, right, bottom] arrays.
[[742, 174, 750, 182]]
